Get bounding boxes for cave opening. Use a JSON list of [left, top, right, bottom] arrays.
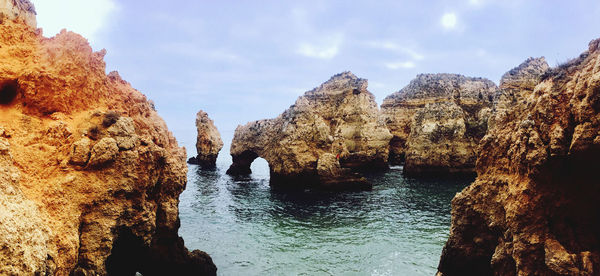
[[105, 227, 146, 276], [0, 79, 18, 105]]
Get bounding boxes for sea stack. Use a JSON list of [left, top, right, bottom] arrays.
[[0, 2, 216, 275], [437, 40, 600, 275], [188, 110, 223, 169], [227, 71, 392, 190], [380, 74, 498, 176]]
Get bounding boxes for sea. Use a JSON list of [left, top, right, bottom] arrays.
[[178, 146, 470, 275]]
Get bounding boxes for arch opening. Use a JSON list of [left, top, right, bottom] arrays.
[[226, 150, 259, 175]]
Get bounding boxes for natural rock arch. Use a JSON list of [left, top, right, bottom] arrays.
[[226, 72, 392, 190]]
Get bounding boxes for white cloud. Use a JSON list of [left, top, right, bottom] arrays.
[[34, 0, 117, 41], [441, 12, 458, 30], [385, 61, 416, 70], [297, 35, 343, 59], [367, 41, 425, 60]]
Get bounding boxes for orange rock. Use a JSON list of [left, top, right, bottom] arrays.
[[0, 3, 216, 275]]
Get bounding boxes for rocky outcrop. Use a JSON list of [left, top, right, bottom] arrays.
[[0, 0, 36, 28], [187, 110, 223, 169], [380, 74, 498, 175], [226, 72, 392, 190], [0, 7, 215, 275], [437, 40, 600, 275], [488, 57, 550, 130]]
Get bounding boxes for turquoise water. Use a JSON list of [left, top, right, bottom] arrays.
[[178, 157, 469, 275]]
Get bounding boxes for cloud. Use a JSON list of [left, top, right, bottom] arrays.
[[34, 0, 117, 41], [367, 41, 425, 60], [385, 61, 416, 70], [441, 12, 458, 30], [159, 42, 242, 62], [297, 34, 343, 59]]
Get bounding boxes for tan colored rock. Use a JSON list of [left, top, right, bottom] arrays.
[[0, 15, 215, 275], [438, 39, 600, 275], [0, 137, 54, 275], [380, 73, 497, 175], [0, 0, 36, 28], [69, 137, 91, 165], [107, 116, 138, 150], [189, 110, 223, 168], [227, 71, 392, 190], [88, 137, 119, 166]]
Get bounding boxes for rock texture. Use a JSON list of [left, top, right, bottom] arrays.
[[0, 6, 215, 275], [227, 72, 392, 190], [187, 110, 223, 169], [380, 74, 498, 175], [0, 0, 36, 28], [437, 40, 600, 275]]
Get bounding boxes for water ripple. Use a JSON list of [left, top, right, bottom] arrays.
[[179, 160, 470, 275]]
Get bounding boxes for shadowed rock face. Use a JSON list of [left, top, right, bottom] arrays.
[[188, 110, 223, 169], [227, 71, 391, 190], [437, 40, 600, 275], [380, 73, 498, 176], [0, 8, 215, 276]]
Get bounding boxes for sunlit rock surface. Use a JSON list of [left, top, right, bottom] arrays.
[[0, 4, 216, 275]]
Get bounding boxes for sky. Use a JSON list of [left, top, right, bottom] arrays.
[[32, 0, 600, 156]]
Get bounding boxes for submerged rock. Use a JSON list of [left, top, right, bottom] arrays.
[[0, 6, 215, 275], [227, 71, 392, 190], [380, 73, 497, 176], [187, 110, 223, 169], [437, 39, 600, 275]]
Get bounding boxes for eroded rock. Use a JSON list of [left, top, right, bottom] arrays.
[[227, 71, 391, 190], [188, 110, 223, 169], [69, 137, 91, 165], [437, 39, 600, 275], [0, 0, 36, 28], [0, 10, 216, 275], [380, 73, 497, 175]]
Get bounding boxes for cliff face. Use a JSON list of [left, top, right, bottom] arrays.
[[227, 72, 391, 190], [380, 74, 498, 175], [0, 6, 215, 275], [438, 40, 600, 275], [0, 0, 36, 28], [188, 110, 223, 168]]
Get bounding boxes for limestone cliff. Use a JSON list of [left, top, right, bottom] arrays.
[[187, 110, 223, 169], [0, 5, 215, 275], [227, 72, 391, 190], [438, 40, 600, 275], [0, 0, 35, 28], [380, 74, 497, 175]]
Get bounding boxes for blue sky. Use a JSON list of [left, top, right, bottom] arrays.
[[33, 0, 600, 155]]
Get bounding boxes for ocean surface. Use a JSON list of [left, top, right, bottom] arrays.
[[178, 153, 470, 276]]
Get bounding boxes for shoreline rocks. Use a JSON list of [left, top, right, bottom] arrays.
[[187, 110, 223, 169], [227, 71, 392, 190], [0, 4, 216, 275], [380, 73, 498, 176], [437, 40, 600, 275]]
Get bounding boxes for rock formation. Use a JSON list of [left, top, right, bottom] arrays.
[[380, 74, 498, 176], [0, 3, 216, 275], [0, 0, 36, 28], [187, 110, 223, 169], [437, 40, 600, 275], [227, 71, 391, 190]]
